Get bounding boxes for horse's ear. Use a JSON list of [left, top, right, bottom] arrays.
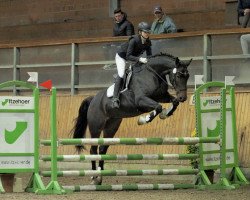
[[175, 57, 180, 66], [180, 59, 192, 67], [187, 58, 193, 66]]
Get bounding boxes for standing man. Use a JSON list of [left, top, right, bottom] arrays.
[[151, 5, 177, 34], [238, 0, 250, 27], [113, 8, 135, 36]]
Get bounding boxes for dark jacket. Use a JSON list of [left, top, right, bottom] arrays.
[[117, 35, 152, 62], [238, 0, 250, 16], [113, 13, 135, 36]]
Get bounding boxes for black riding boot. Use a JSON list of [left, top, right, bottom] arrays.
[[112, 76, 123, 108]]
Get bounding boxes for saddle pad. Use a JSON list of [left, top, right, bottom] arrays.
[[107, 84, 115, 97], [106, 70, 132, 98]]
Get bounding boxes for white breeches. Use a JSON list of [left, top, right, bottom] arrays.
[[240, 34, 250, 55], [115, 53, 126, 78]]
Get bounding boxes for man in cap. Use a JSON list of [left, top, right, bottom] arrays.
[[151, 5, 177, 34]]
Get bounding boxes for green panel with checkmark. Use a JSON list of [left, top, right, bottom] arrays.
[[4, 121, 28, 144]]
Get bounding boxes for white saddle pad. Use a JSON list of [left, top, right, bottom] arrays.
[[107, 84, 115, 97], [106, 70, 132, 98]]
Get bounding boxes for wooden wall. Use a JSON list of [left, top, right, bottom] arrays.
[[0, 0, 233, 43], [39, 91, 250, 167]]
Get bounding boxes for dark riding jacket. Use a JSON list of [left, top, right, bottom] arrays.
[[238, 0, 250, 16], [113, 13, 135, 36], [117, 35, 152, 62]]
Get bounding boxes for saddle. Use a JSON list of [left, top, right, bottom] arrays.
[[107, 67, 133, 98]]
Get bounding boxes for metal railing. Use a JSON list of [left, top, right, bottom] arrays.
[[0, 28, 250, 95]]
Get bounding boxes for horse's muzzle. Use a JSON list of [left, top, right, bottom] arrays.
[[176, 91, 187, 102]]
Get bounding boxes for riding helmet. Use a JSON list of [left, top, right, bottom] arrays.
[[138, 22, 151, 33]]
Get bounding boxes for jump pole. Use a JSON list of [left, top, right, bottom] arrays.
[[39, 83, 221, 191], [40, 78, 248, 192]]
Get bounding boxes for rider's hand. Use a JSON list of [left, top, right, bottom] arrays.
[[139, 57, 148, 64]]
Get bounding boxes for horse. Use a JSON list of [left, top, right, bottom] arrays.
[[72, 53, 192, 185]]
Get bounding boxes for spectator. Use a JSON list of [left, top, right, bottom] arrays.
[[238, 0, 250, 27], [112, 22, 152, 108], [240, 34, 250, 54], [151, 5, 177, 34], [113, 8, 135, 36]]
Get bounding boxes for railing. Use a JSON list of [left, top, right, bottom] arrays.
[[0, 28, 250, 95]]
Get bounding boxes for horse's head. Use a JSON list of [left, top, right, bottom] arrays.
[[168, 57, 192, 102], [147, 53, 192, 102]]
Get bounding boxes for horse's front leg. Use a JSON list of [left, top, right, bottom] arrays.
[[154, 89, 180, 119], [136, 96, 162, 125], [159, 97, 179, 119]]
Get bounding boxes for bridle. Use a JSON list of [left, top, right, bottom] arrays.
[[171, 71, 189, 91], [170, 70, 189, 92], [145, 64, 189, 92]]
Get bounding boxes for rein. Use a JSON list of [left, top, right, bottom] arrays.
[[145, 64, 169, 87], [145, 64, 188, 92]]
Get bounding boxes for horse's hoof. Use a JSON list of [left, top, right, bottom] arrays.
[[90, 176, 103, 185], [159, 109, 168, 119], [159, 113, 167, 119], [138, 116, 146, 125]]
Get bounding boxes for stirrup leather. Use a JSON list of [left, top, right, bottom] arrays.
[[112, 97, 120, 108]]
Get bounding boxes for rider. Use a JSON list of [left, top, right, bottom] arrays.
[[112, 21, 152, 108]]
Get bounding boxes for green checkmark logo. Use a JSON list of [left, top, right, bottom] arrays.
[[1, 99, 8, 106], [207, 120, 220, 137], [203, 100, 209, 107], [4, 121, 28, 144]]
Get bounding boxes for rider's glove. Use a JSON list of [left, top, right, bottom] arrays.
[[139, 57, 148, 64]]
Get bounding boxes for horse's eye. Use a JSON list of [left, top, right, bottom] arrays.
[[181, 71, 189, 77]]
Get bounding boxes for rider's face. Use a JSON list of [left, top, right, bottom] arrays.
[[141, 31, 150, 39]]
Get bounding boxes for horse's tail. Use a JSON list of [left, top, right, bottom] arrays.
[[72, 96, 94, 153]]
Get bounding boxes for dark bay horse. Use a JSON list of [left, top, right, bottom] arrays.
[[72, 53, 192, 184]]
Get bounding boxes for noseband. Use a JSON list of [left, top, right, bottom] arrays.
[[171, 70, 189, 92]]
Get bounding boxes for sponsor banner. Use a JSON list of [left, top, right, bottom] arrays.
[[0, 96, 34, 110], [0, 156, 34, 169], [203, 152, 234, 167], [200, 96, 231, 110]]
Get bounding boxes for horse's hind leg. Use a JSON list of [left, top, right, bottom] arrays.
[[90, 145, 104, 185], [90, 146, 98, 170], [99, 118, 122, 170], [88, 118, 105, 185]]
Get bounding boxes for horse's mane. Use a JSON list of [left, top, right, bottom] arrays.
[[149, 52, 177, 60]]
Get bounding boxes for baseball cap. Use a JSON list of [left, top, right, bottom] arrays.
[[153, 5, 162, 14]]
